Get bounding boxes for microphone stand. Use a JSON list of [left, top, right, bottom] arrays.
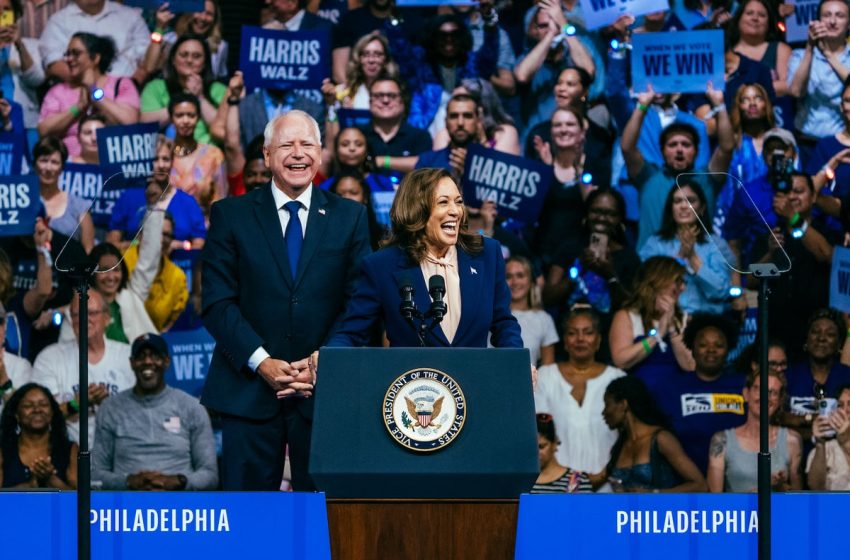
[[750, 262, 781, 560], [66, 261, 97, 560]]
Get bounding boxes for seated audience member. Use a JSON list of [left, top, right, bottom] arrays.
[[751, 176, 841, 354], [0, 303, 33, 416], [544, 188, 640, 332], [640, 180, 736, 315], [722, 128, 797, 269], [386, 13, 498, 134], [140, 34, 226, 145], [807, 80, 850, 215], [86, 209, 163, 344], [526, 67, 612, 164], [322, 30, 399, 110], [143, 1, 229, 80], [362, 77, 433, 175], [31, 291, 134, 445], [780, 310, 850, 444], [321, 127, 398, 227], [505, 255, 558, 367], [0, 382, 76, 488], [327, 174, 385, 251], [32, 136, 95, 253], [707, 346, 802, 492], [727, 0, 791, 97], [93, 333, 218, 490], [807, 383, 850, 491], [535, 307, 626, 474], [513, 5, 596, 141], [68, 113, 105, 164], [433, 78, 520, 155], [533, 107, 612, 266], [787, 0, 850, 159], [532, 413, 593, 493], [602, 376, 707, 492], [648, 314, 746, 474], [108, 137, 206, 251], [123, 213, 188, 332], [609, 256, 695, 377], [39, 0, 149, 81], [621, 86, 734, 249], [167, 93, 227, 216], [38, 32, 140, 158]]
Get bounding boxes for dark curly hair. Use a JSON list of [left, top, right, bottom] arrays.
[[88, 242, 128, 292], [683, 313, 740, 352], [604, 376, 670, 475], [164, 33, 216, 101], [71, 32, 116, 74]]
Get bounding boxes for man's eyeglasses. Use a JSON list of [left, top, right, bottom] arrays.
[[371, 92, 400, 102]]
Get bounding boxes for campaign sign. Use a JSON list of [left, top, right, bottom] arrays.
[[631, 30, 725, 94], [581, 0, 669, 30], [169, 248, 200, 292], [0, 175, 39, 237], [240, 26, 330, 91], [785, 0, 819, 43], [461, 144, 554, 224], [829, 246, 850, 313], [1, 492, 331, 559], [338, 108, 371, 130], [397, 0, 475, 5], [516, 493, 845, 560], [123, 0, 204, 12], [59, 164, 125, 229], [162, 327, 215, 398], [0, 131, 24, 176], [97, 123, 159, 187]]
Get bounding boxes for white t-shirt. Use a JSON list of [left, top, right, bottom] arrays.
[[534, 364, 626, 473], [0, 352, 33, 417], [31, 339, 134, 445], [512, 309, 559, 366]]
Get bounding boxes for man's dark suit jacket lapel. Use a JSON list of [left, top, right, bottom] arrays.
[[254, 183, 294, 287], [294, 187, 330, 287]]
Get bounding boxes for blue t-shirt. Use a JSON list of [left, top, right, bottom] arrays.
[[806, 135, 850, 200], [110, 188, 206, 242], [785, 361, 850, 417], [415, 148, 451, 171], [648, 369, 747, 474]]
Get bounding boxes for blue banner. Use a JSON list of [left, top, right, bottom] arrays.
[[631, 30, 725, 94], [162, 327, 215, 398], [239, 27, 330, 91], [0, 175, 39, 237], [1, 492, 331, 559], [123, 0, 204, 12], [516, 493, 845, 559], [785, 0, 819, 43], [830, 246, 850, 313], [581, 0, 669, 30], [59, 163, 126, 229], [461, 144, 554, 224], [338, 108, 371, 130], [0, 130, 24, 176], [168, 248, 200, 291], [96, 123, 159, 186]]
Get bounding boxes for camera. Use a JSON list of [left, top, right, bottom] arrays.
[[768, 150, 794, 193]]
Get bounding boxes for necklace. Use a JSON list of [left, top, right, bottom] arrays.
[[568, 362, 595, 376], [174, 142, 198, 158]]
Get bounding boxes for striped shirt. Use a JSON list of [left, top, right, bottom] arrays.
[[20, 0, 70, 39], [531, 468, 593, 494]]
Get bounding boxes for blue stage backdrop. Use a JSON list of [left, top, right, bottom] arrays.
[[2, 492, 330, 559]]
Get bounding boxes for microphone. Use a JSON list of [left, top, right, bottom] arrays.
[[428, 274, 447, 324], [398, 275, 416, 320]]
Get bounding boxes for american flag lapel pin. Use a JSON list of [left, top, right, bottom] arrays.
[[318, 208, 326, 215], [470, 266, 477, 275]]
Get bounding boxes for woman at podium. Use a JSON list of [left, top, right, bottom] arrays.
[[327, 168, 522, 349]]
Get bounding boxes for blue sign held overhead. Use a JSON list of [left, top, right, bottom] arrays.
[[631, 30, 725, 94], [461, 144, 554, 225], [0, 175, 39, 238], [785, 0, 820, 43], [59, 163, 126, 229], [96, 123, 160, 187], [830, 246, 850, 313], [240, 26, 330, 91], [123, 0, 204, 13], [580, 0, 668, 30]]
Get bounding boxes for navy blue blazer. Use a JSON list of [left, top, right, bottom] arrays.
[[200, 185, 370, 420], [328, 237, 522, 348]]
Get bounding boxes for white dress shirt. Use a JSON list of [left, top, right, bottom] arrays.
[[247, 182, 313, 371]]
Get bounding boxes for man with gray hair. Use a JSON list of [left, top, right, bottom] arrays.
[[201, 110, 371, 490]]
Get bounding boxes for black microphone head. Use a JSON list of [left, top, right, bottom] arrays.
[[399, 275, 414, 295], [428, 274, 446, 295]]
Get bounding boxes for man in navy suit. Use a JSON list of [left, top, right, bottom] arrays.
[[201, 110, 371, 491]]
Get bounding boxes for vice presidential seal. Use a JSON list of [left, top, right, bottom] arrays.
[[383, 368, 466, 452]]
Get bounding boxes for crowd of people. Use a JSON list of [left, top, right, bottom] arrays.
[[1, 0, 850, 494]]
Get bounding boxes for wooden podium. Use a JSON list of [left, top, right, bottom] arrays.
[[327, 499, 519, 560]]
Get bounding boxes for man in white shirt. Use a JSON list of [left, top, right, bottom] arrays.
[[31, 290, 134, 445], [39, 0, 149, 81], [0, 304, 33, 417]]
